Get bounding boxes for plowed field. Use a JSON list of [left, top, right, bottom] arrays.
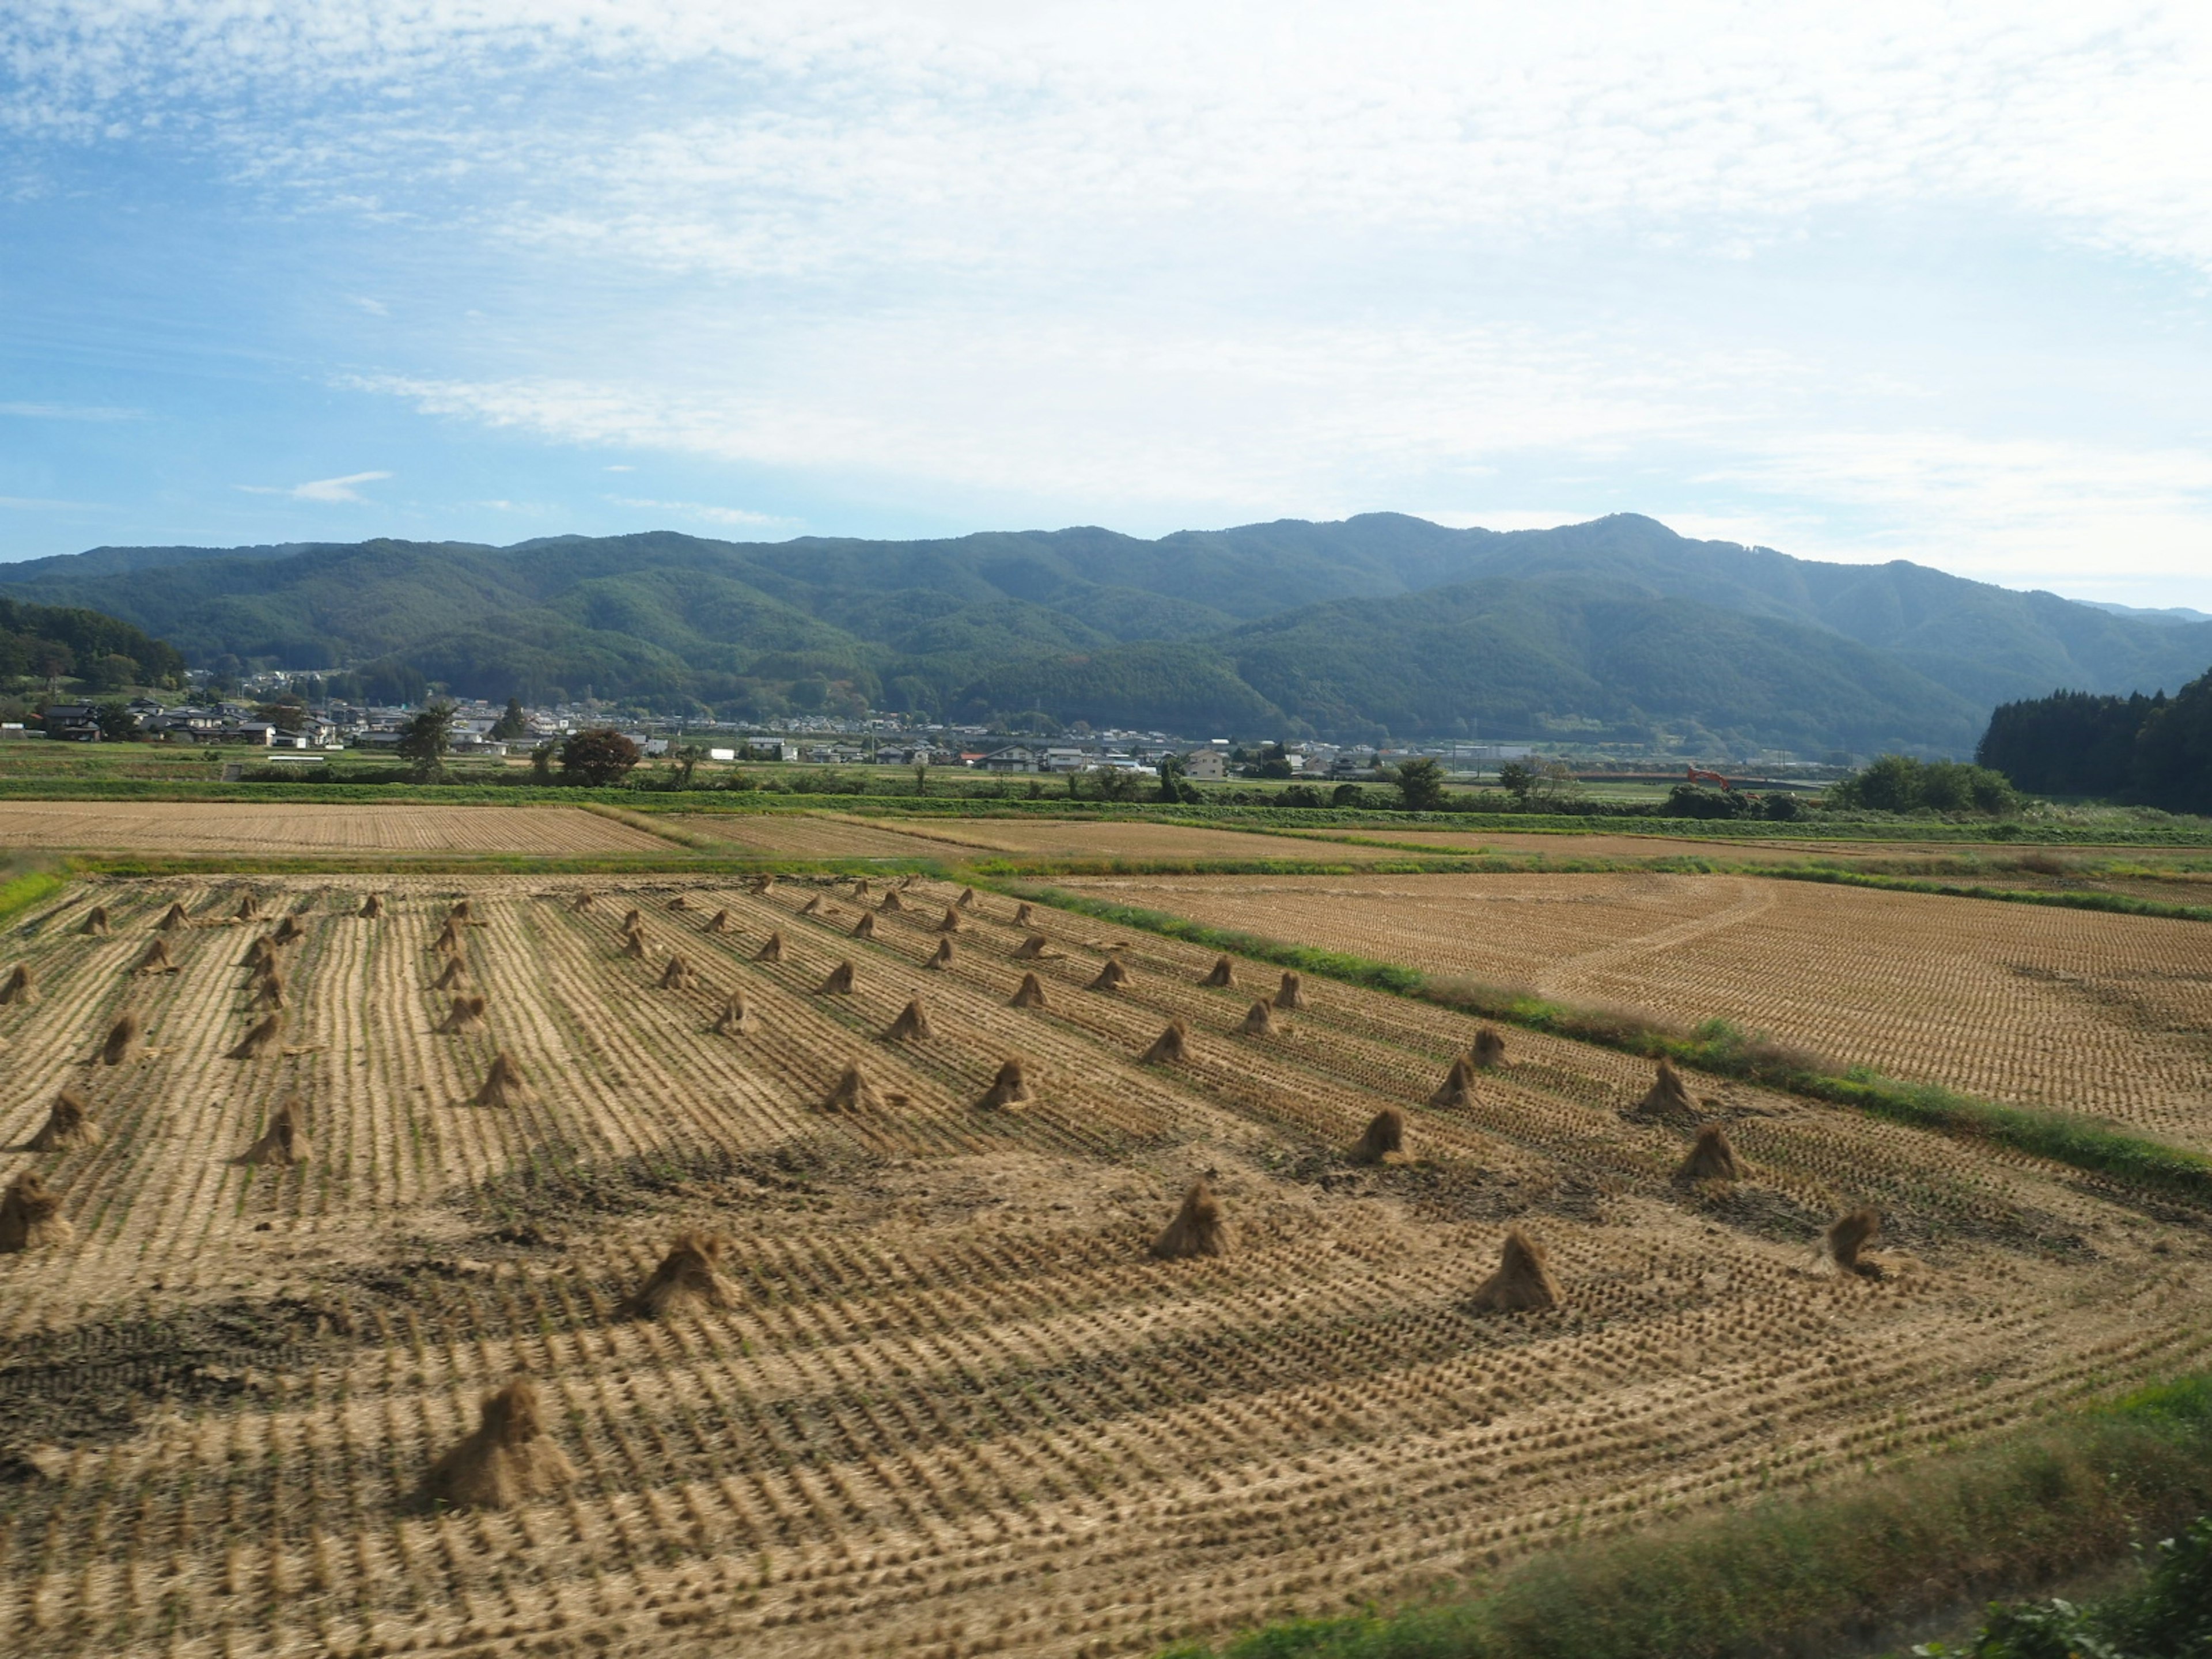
[[1059, 872, 2212, 1150], [2, 874, 2206, 1659], [665, 813, 1410, 863], [0, 802, 672, 855]]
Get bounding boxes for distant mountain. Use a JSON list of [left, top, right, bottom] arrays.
[[5, 514, 2206, 755], [2078, 599, 2212, 627]]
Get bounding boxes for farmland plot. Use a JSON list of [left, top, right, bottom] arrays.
[[1, 873, 2208, 1659], [1059, 872, 2212, 1149], [665, 812, 1410, 863], [0, 801, 672, 855]]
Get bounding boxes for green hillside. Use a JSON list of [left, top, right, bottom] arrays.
[[5, 514, 2203, 753]]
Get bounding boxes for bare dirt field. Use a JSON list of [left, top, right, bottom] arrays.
[[2, 872, 2207, 1659], [1291, 828, 2212, 873], [0, 802, 673, 856], [664, 812, 1411, 863], [1059, 872, 2212, 1151]]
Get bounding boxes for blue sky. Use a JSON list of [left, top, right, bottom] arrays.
[[3, 1, 2210, 607]]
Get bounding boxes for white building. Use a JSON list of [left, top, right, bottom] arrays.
[[1182, 748, 1226, 781]]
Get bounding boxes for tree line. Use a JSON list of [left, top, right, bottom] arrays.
[[1978, 668, 2212, 814]]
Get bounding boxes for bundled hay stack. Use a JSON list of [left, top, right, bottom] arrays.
[[1351, 1107, 1405, 1164], [798, 895, 823, 917], [1240, 999, 1279, 1036], [1677, 1124, 1742, 1182], [621, 907, 644, 933], [1012, 933, 1055, 961], [1630, 1058, 1699, 1124], [99, 1013, 144, 1066], [851, 878, 872, 900], [134, 940, 178, 976], [358, 893, 385, 919], [572, 891, 596, 913], [272, 915, 305, 945], [1139, 1020, 1190, 1065], [1151, 1179, 1229, 1259], [926, 938, 956, 969], [1200, 956, 1237, 988], [1471, 1228, 1562, 1313], [0, 963, 36, 1005], [437, 994, 488, 1034], [667, 894, 691, 912], [1088, 957, 1130, 993], [419, 1377, 575, 1510], [755, 931, 786, 963], [1823, 1209, 1884, 1279], [236, 895, 261, 922], [879, 889, 905, 914], [1472, 1028, 1508, 1069], [473, 1051, 533, 1108], [431, 919, 464, 957], [241, 1098, 312, 1166], [713, 990, 758, 1036], [250, 972, 286, 1012], [619, 930, 647, 961], [1009, 972, 1050, 1009], [1427, 1056, 1480, 1109], [659, 955, 698, 991], [703, 909, 731, 934], [851, 912, 877, 941], [815, 960, 857, 995], [433, 955, 471, 991], [822, 1060, 881, 1112], [448, 899, 474, 922], [977, 1056, 1033, 1110], [227, 1013, 283, 1060], [1274, 971, 1305, 1011], [0, 1173, 70, 1252], [749, 875, 775, 896], [1013, 903, 1033, 927], [157, 900, 192, 931], [78, 905, 110, 937], [619, 1232, 737, 1319], [240, 935, 276, 972], [29, 1089, 102, 1151], [956, 887, 979, 910], [937, 906, 963, 934], [884, 997, 933, 1041]]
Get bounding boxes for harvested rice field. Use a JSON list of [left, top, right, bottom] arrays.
[[1059, 872, 2212, 1151], [4, 871, 2210, 1659], [666, 812, 1409, 863], [0, 801, 673, 856], [1288, 827, 2212, 870]]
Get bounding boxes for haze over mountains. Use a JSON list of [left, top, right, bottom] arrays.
[[5, 514, 2206, 757]]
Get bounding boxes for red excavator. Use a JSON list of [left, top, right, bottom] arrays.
[[1685, 766, 1732, 791]]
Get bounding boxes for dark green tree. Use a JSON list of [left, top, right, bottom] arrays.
[[490, 696, 529, 740], [94, 700, 138, 743], [560, 727, 641, 787], [395, 702, 456, 781], [1496, 760, 1535, 804], [1393, 755, 1449, 811]]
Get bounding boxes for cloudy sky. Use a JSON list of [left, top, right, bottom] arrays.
[[3, 1, 2210, 605]]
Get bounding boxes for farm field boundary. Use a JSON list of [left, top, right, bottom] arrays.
[[1162, 1372, 2212, 1659], [1005, 880, 2212, 1202]]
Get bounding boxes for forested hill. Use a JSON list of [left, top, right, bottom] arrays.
[[4, 513, 2205, 753], [0, 595, 187, 690]]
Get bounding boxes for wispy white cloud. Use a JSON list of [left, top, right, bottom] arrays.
[[604, 494, 790, 529], [0, 401, 142, 421], [237, 470, 392, 503]]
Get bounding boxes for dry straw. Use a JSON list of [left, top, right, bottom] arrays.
[[879, 889, 905, 913], [99, 1012, 143, 1065], [937, 905, 963, 934], [750, 874, 775, 895], [851, 911, 877, 940], [1009, 972, 1050, 1008], [1677, 1124, 1742, 1181], [667, 893, 690, 911], [0, 1172, 70, 1251], [621, 907, 645, 933], [957, 886, 979, 910], [437, 994, 488, 1034], [799, 895, 823, 916], [1013, 902, 1034, 926], [1824, 1209, 1884, 1279], [1471, 1228, 1561, 1312], [1013, 933, 1055, 961], [816, 960, 857, 995], [157, 900, 191, 931], [619, 930, 647, 961], [0, 963, 36, 1005], [571, 891, 596, 912], [1428, 1055, 1480, 1110], [433, 955, 470, 991], [1351, 1107, 1405, 1164], [1631, 1058, 1699, 1124], [474, 1051, 533, 1108], [978, 1056, 1033, 1110], [235, 895, 260, 921], [358, 893, 384, 919], [1274, 971, 1304, 1011], [823, 1060, 881, 1112], [134, 940, 178, 976], [272, 915, 305, 945], [713, 990, 757, 1036], [240, 935, 276, 971], [1240, 998, 1279, 1036], [251, 972, 286, 1012], [1200, 955, 1237, 988], [1139, 1019, 1190, 1064], [419, 1377, 575, 1510], [240, 1098, 312, 1166], [1152, 1179, 1229, 1259], [29, 1089, 102, 1151], [1472, 1027, 1508, 1068], [703, 908, 731, 934], [449, 898, 474, 922], [659, 954, 697, 991], [884, 997, 934, 1041], [227, 1013, 283, 1060], [851, 878, 872, 899], [1088, 957, 1130, 992], [755, 930, 786, 963], [79, 904, 110, 937], [619, 1232, 737, 1319], [926, 937, 956, 969]]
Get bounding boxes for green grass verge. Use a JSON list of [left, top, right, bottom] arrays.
[[1763, 865, 2212, 923], [1003, 881, 2212, 1202], [0, 866, 69, 926], [1159, 1376, 2212, 1659]]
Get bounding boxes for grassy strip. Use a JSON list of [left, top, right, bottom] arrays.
[[1764, 865, 2212, 923], [0, 866, 69, 927], [1161, 1376, 2212, 1659], [1004, 881, 2212, 1202]]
